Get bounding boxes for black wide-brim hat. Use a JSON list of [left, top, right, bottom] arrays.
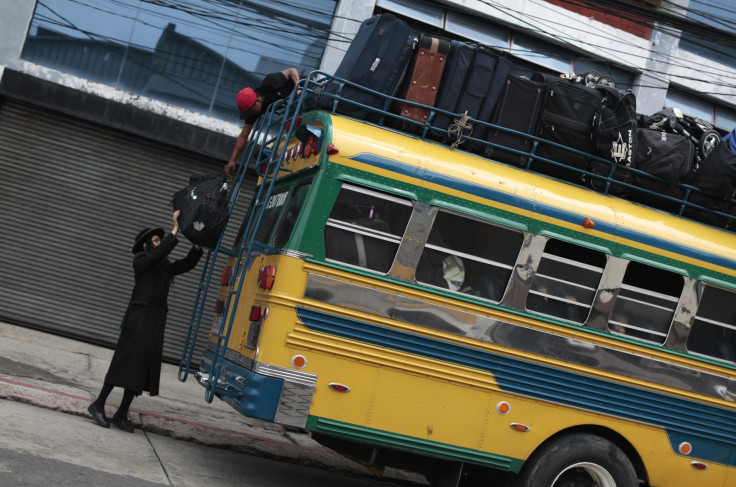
[[132, 227, 164, 254]]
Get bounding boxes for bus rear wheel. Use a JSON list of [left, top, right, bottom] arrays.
[[511, 433, 638, 487]]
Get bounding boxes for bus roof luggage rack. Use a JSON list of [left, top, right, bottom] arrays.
[[302, 70, 736, 232]]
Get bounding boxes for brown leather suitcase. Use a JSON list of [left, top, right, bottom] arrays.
[[394, 34, 450, 128]]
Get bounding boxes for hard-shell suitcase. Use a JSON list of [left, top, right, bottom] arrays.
[[394, 34, 450, 130], [530, 73, 603, 183], [431, 41, 512, 146], [588, 86, 638, 196], [318, 14, 415, 122], [170, 174, 229, 249], [629, 128, 695, 213], [483, 74, 544, 166], [685, 135, 736, 227]]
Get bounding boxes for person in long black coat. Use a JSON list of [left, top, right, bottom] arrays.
[[87, 210, 202, 433]]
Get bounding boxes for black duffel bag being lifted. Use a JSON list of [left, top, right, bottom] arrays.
[[170, 174, 229, 248]]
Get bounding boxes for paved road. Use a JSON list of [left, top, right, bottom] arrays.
[[0, 398, 424, 487]]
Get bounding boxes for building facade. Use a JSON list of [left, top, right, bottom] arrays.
[[1, 0, 734, 361]]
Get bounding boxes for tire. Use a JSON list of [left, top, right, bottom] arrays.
[[511, 433, 638, 487], [699, 130, 721, 160]]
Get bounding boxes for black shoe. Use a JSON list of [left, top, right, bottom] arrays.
[[87, 403, 109, 428], [110, 415, 134, 433]]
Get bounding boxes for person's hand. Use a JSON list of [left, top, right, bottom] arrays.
[[172, 210, 180, 235], [224, 160, 236, 175]]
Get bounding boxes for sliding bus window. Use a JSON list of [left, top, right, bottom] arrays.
[[416, 210, 523, 301], [325, 184, 412, 273], [609, 261, 682, 343], [526, 239, 606, 323], [687, 284, 736, 363]]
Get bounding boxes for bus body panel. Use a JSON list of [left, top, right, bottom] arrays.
[[200, 109, 736, 486]]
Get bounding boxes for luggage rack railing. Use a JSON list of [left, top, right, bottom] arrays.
[[302, 71, 736, 230]]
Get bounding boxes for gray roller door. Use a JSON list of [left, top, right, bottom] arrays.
[[0, 98, 252, 363]]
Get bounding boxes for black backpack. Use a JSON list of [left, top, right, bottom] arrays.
[[171, 174, 230, 248], [588, 86, 638, 196]]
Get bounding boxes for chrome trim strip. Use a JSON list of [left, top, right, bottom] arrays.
[[304, 273, 734, 402], [501, 233, 547, 308], [389, 202, 437, 281]]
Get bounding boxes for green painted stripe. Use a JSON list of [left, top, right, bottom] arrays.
[[306, 416, 524, 472]]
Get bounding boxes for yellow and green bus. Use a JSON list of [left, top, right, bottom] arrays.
[[180, 74, 736, 487]]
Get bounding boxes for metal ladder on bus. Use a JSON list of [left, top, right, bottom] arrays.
[[178, 86, 308, 402]]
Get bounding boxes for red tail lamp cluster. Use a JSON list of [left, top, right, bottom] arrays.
[[249, 305, 262, 322], [257, 265, 276, 290], [221, 266, 233, 286]]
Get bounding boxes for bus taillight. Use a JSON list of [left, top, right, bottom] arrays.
[[249, 306, 261, 322], [257, 265, 276, 289], [221, 266, 233, 286]]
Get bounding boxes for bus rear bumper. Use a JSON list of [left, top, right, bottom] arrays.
[[199, 350, 317, 428]]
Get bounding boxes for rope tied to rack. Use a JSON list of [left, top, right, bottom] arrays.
[[448, 111, 473, 150]]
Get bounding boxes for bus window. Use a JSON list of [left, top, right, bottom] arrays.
[[272, 182, 311, 248], [234, 187, 291, 248], [324, 184, 412, 273], [527, 239, 606, 323], [416, 210, 523, 301], [609, 261, 682, 343], [687, 285, 736, 363]]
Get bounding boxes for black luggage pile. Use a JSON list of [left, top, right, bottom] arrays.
[[315, 13, 735, 231]]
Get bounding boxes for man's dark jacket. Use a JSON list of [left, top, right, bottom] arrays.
[[104, 233, 202, 396]]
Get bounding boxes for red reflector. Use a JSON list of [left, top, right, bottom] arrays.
[[221, 266, 233, 286], [249, 306, 261, 321], [690, 462, 709, 470], [326, 143, 339, 155], [510, 423, 530, 432], [583, 217, 595, 228], [328, 383, 351, 392], [257, 265, 276, 289]]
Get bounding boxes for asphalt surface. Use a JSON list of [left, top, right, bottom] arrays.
[[0, 322, 425, 485]]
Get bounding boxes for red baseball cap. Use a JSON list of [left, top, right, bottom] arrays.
[[236, 87, 256, 117]]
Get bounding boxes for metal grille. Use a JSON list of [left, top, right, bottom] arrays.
[[0, 98, 252, 363]]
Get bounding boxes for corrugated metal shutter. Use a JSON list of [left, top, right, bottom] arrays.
[[0, 98, 253, 363]]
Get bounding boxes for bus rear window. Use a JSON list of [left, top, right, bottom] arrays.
[[272, 183, 311, 248], [325, 184, 411, 273]]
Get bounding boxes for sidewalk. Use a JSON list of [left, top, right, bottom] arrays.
[[0, 322, 423, 484]]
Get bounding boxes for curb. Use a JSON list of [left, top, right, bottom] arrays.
[[0, 377, 362, 474]]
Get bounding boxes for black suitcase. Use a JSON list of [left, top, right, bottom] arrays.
[[170, 174, 229, 248], [394, 34, 451, 131], [483, 74, 544, 166], [318, 14, 415, 122], [629, 128, 695, 213], [530, 73, 604, 184], [588, 86, 638, 196], [431, 41, 512, 146], [684, 139, 736, 227]]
